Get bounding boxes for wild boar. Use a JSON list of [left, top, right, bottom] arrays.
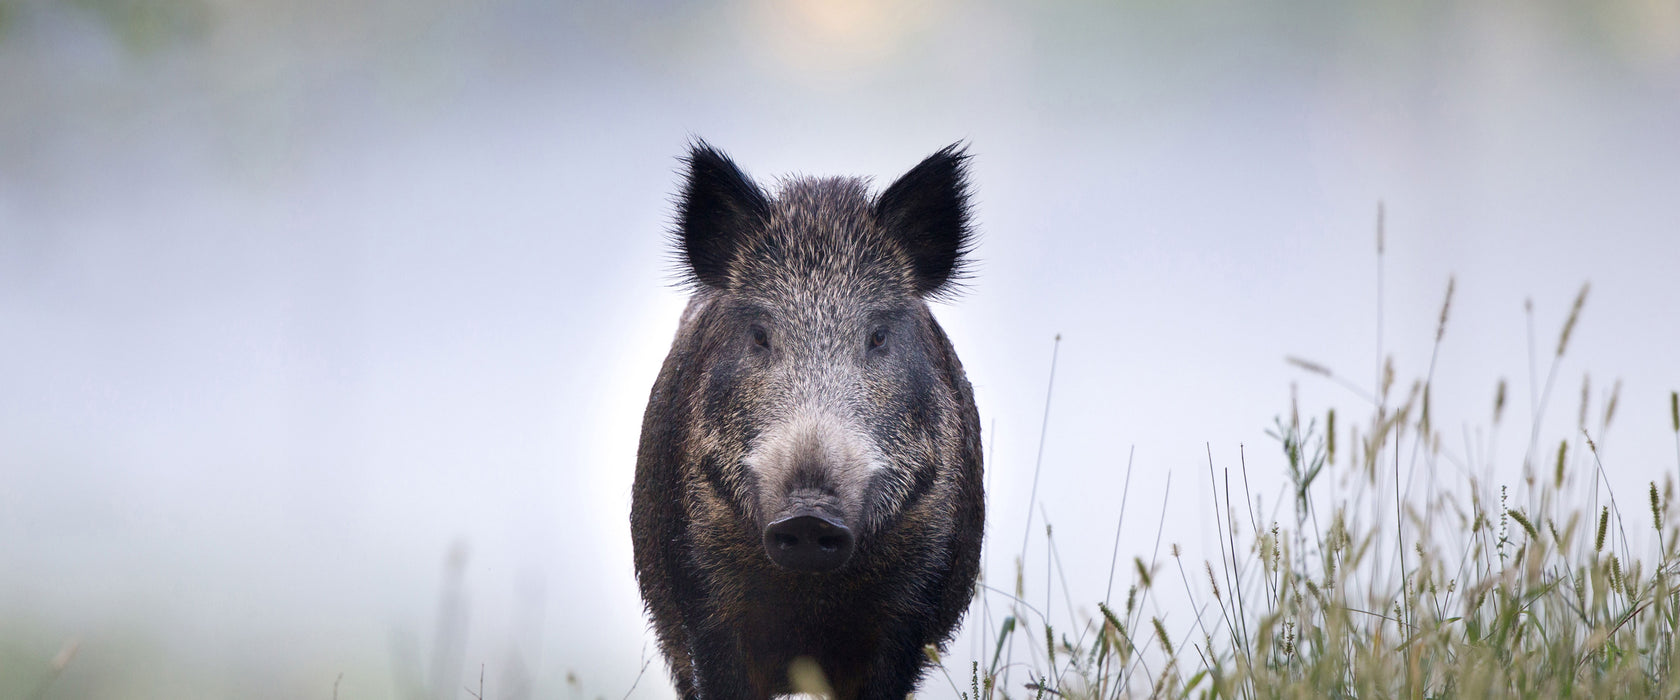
[[631, 141, 985, 700]]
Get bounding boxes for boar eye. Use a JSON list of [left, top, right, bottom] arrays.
[[750, 324, 771, 350], [867, 327, 888, 351]]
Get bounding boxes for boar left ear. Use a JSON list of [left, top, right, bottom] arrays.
[[873, 143, 975, 298], [677, 140, 770, 289]]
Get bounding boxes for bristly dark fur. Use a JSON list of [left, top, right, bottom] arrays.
[[633, 142, 985, 700]]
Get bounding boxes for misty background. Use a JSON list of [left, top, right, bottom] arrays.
[[2, 0, 1678, 697]]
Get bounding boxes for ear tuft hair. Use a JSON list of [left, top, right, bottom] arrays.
[[872, 143, 975, 298], [676, 140, 769, 288]]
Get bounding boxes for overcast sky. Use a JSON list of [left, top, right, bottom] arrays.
[[3, 1, 1678, 698]]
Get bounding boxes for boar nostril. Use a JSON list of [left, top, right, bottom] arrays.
[[763, 514, 854, 572]]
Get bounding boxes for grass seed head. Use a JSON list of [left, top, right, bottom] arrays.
[[1651, 482, 1662, 532], [1557, 282, 1589, 357], [1436, 276, 1455, 342], [1286, 356, 1332, 376], [1327, 408, 1337, 465], [1509, 509, 1538, 540], [1152, 617, 1174, 657], [1555, 439, 1569, 489], [1604, 378, 1621, 428]]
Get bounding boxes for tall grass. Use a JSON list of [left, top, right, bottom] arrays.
[[943, 271, 1680, 698]]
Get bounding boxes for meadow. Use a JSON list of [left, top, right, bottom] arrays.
[[911, 279, 1680, 700]]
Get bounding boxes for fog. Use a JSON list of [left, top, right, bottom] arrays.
[[2, 1, 1677, 697]]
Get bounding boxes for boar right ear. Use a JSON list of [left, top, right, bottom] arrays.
[[677, 141, 769, 289]]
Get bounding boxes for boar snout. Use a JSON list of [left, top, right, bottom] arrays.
[[765, 489, 854, 572], [764, 509, 854, 572]]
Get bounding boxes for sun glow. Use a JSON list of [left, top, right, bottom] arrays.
[[747, 0, 948, 80]]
